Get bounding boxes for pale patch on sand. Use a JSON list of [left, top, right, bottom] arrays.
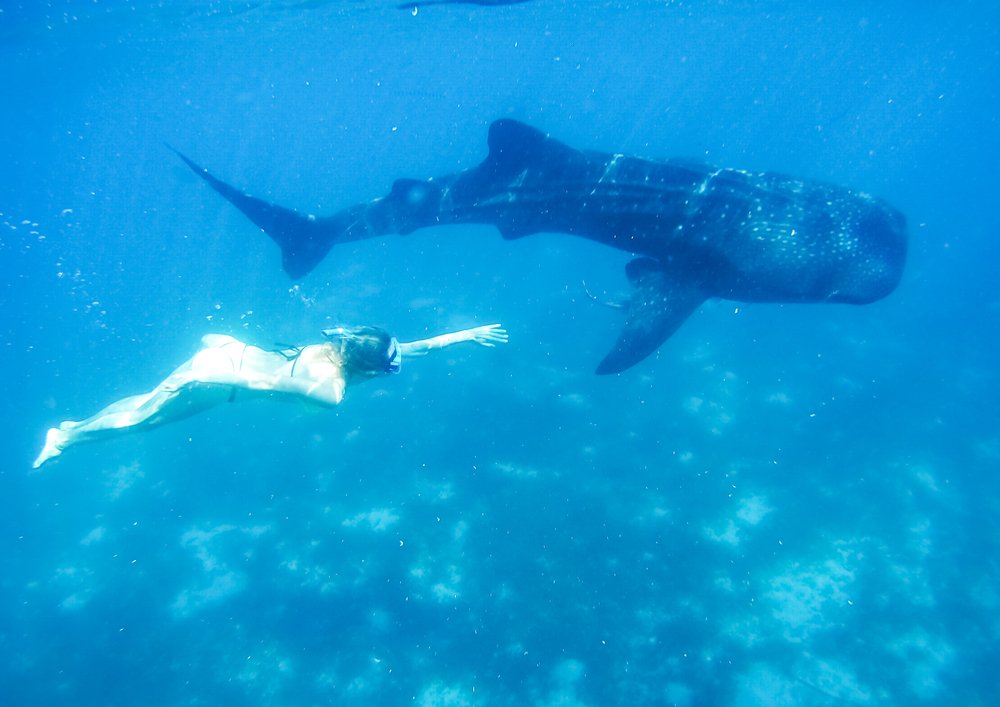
[[105, 461, 144, 500], [416, 681, 475, 707], [704, 519, 741, 546], [409, 562, 463, 602], [342, 508, 400, 532], [766, 391, 794, 405], [887, 629, 955, 698], [181, 524, 238, 572], [685, 396, 705, 413], [53, 565, 96, 610], [633, 494, 673, 524], [172, 572, 244, 617], [431, 568, 463, 601], [765, 542, 860, 642], [542, 659, 591, 707], [910, 464, 941, 493], [492, 460, 539, 479], [720, 612, 766, 649], [734, 659, 875, 707], [338, 655, 392, 700], [683, 395, 735, 435], [704, 495, 773, 546], [733, 664, 796, 706], [557, 392, 592, 409], [171, 523, 270, 617], [799, 656, 875, 704], [80, 526, 106, 545], [234, 641, 295, 701], [280, 555, 339, 594], [737, 495, 773, 525], [414, 480, 455, 502], [409, 517, 469, 603]]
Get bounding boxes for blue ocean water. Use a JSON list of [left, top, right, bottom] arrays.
[[2, 1, 998, 704]]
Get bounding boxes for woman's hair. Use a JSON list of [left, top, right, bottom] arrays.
[[322, 325, 396, 378]]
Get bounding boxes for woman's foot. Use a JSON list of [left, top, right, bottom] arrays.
[[32, 427, 67, 469]]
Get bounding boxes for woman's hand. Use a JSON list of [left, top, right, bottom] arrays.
[[467, 324, 509, 347]]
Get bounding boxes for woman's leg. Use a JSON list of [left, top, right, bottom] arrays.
[[32, 356, 233, 469]]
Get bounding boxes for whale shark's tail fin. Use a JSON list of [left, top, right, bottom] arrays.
[[171, 148, 343, 279], [596, 257, 707, 375]]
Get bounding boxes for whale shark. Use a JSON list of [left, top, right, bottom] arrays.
[[174, 119, 907, 374]]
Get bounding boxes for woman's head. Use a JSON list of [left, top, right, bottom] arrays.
[[322, 325, 401, 378]]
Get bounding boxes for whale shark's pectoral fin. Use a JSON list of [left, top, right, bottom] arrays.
[[171, 147, 338, 279], [595, 258, 707, 375]]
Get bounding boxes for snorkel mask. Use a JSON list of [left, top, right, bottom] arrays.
[[385, 337, 402, 374]]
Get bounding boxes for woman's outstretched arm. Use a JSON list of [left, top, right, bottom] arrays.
[[396, 324, 508, 357]]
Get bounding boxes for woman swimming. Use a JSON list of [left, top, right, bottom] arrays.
[[32, 323, 507, 468]]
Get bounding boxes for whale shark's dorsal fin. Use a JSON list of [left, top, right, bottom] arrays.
[[484, 118, 582, 178], [477, 119, 586, 240], [486, 119, 555, 175], [596, 257, 707, 375]]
